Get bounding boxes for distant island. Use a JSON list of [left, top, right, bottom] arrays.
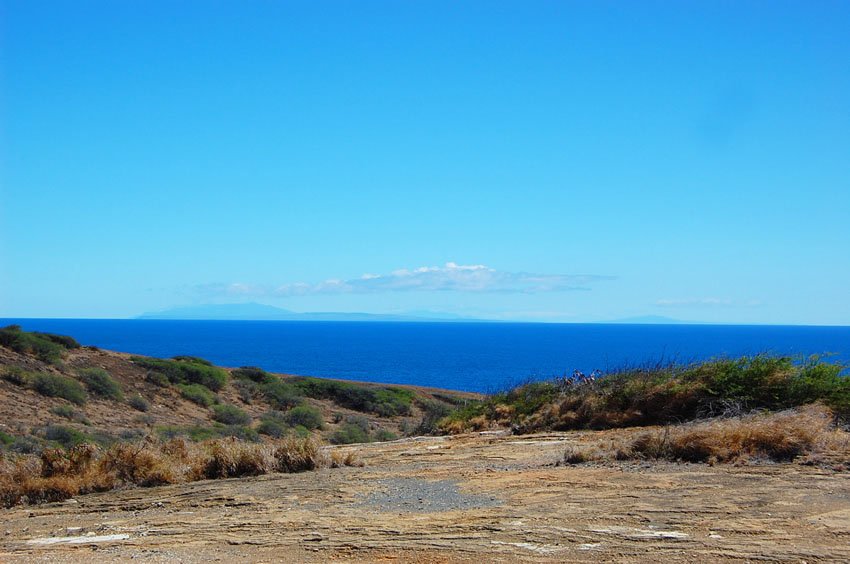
[[137, 304, 704, 324], [137, 303, 479, 322]]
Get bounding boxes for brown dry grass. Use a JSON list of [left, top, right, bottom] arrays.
[[0, 436, 356, 508], [559, 405, 850, 467]]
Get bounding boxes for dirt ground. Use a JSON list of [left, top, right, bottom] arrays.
[[2, 430, 850, 563]]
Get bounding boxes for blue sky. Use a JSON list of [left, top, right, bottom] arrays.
[[1, 1, 848, 324]]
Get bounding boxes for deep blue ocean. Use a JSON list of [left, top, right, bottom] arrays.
[[3, 319, 849, 393]]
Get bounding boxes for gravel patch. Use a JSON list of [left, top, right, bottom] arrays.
[[358, 477, 501, 513]]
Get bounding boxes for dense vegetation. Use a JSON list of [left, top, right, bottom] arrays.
[[0, 325, 80, 363], [131, 356, 228, 391], [441, 355, 849, 433]]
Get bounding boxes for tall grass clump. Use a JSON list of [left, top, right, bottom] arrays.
[[78, 368, 123, 400], [131, 356, 228, 391], [0, 435, 342, 508], [626, 405, 843, 464]]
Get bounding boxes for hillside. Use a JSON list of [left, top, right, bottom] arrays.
[[0, 326, 477, 453]]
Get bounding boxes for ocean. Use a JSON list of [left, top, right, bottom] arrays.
[[3, 319, 849, 393]]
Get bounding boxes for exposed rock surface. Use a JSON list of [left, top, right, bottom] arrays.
[[3, 431, 850, 562]]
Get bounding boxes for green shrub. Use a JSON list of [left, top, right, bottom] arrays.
[[0, 431, 14, 447], [31, 373, 87, 405], [78, 368, 123, 400], [260, 380, 303, 409], [146, 371, 170, 387], [172, 355, 213, 366], [49, 404, 89, 424], [131, 356, 228, 391], [330, 415, 371, 445], [256, 418, 287, 438], [42, 425, 92, 449], [292, 377, 414, 416], [330, 423, 370, 445], [233, 379, 259, 404], [212, 404, 251, 425], [50, 404, 77, 419], [373, 428, 398, 442], [2, 366, 33, 386], [0, 325, 75, 363], [128, 394, 151, 412], [232, 366, 276, 384], [176, 383, 217, 407], [285, 405, 324, 430], [412, 399, 455, 435]]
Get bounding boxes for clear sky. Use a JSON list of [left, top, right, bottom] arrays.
[[1, 1, 848, 324]]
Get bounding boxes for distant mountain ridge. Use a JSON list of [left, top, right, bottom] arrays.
[[137, 303, 477, 322]]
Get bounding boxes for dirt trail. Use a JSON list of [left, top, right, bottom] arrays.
[[2, 431, 850, 562]]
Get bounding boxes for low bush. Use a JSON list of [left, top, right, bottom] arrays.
[[31, 373, 87, 405], [42, 425, 92, 449], [411, 398, 455, 435], [373, 428, 398, 442], [330, 415, 371, 445], [232, 366, 276, 384], [128, 394, 151, 412], [0, 326, 79, 363], [78, 368, 123, 400], [131, 356, 227, 391], [176, 384, 217, 407], [0, 431, 14, 447], [212, 404, 251, 425], [233, 379, 259, 403], [256, 418, 287, 438], [285, 405, 324, 430], [292, 377, 414, 416], [259, 380, 303, 409], [2, 367, 33, 386], [146, 371, 170, 387], [49, 405, 90, 424]]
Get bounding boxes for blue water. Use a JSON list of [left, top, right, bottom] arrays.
[[3, 319, 849, 393]]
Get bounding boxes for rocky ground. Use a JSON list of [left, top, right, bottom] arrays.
[[3, 430, 850, 563]]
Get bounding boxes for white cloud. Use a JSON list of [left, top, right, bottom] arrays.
[[196, 262, 614, 297], [656, 297, 763, 308]]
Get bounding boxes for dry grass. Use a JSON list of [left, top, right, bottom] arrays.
[[0, 436, 357, 508], [558, 405, 850, 467]]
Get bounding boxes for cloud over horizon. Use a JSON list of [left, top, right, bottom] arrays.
[[195, 262, 615, 298], [656, 297, 763, 308]]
